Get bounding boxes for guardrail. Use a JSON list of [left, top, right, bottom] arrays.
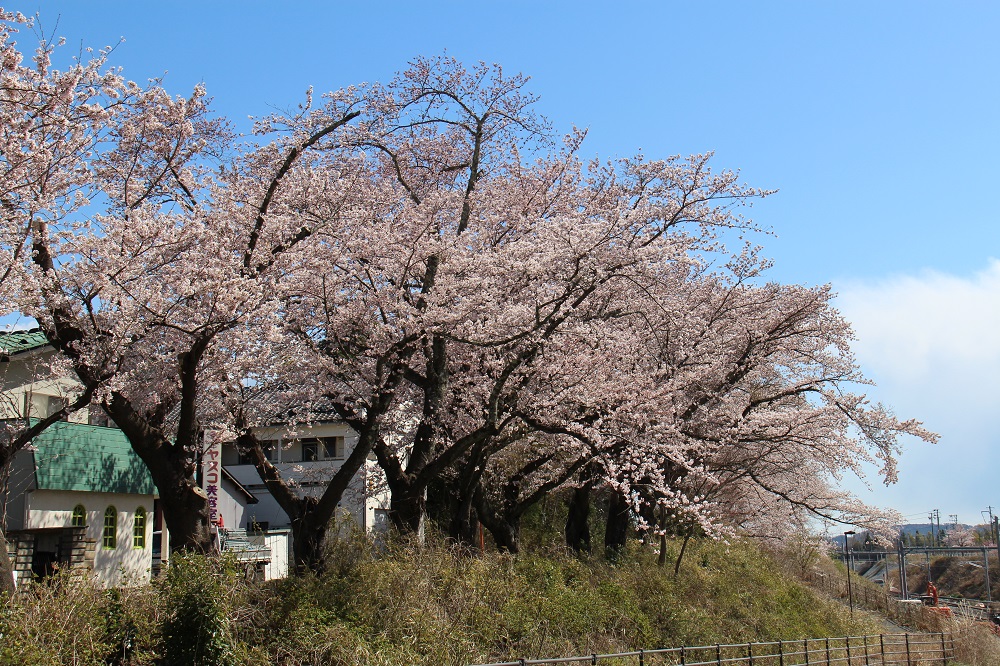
[[468, 632, 954, 666]]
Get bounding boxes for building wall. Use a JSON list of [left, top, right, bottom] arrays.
[[2, 450, 36, 532], [0, 348, 89, 423], [222, 422, 389, 534], [217, 476, 252, 531], [25, 489, 155, 587], [262, 529, 290, 580]]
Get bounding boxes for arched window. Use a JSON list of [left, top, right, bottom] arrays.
[[102, 506, 117, 549], [71, 504, 86, 528], [133, 507, 146, 549]]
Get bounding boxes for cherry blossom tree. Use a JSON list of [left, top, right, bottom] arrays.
[[273, 56, 773, 546], [594, 271, 936, 556], [450, 255, 936, 556], [2, 11, 370, 554], [944, 525, 976, 548], [0, 9, 132, 588]]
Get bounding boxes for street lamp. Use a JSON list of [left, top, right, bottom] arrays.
[[844, 530, 856, 616]]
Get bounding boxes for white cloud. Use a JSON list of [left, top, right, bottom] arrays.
[[833, 260, 1000, 523], [836, 259, 1000, 399]]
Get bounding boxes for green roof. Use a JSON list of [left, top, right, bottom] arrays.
[[0, 328, 49, 358], [31, 421, 156, 495]]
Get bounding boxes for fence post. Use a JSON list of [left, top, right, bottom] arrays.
[[681, 646, 686, 665], [716, 644, 721, 666], [748, 642, 754, 666], [826, 638, 831, 665], [879, 635, 885, 666], [639, 648, 644, 666], [847, 637, 852, 666], [905, 633, 911, 666], [804, 638, 810, 665], [779, 640, 785, 666], [863, 635, 869, 666], [592, 654, 597, 666], [939, 632, 946, 664]]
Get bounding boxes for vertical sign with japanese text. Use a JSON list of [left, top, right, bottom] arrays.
[[201, 432, 222, 531]]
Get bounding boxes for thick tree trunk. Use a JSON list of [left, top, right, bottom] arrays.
[[480, 513, 520, 553], [604, 490, 631, 561], [565, 485, 592, 554], [473, 488, 521, 554], [447, 448, 491, 550], [0, 525, 14, 596], [448, 496, 479, 548], [290, 509, 328, 575], [106, 396, 215, 554], [160, 481, 214, 554], [389, 486, 427, 542]]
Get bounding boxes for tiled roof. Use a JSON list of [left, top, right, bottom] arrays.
[[0, 328, 49, 358], [31, 421, 155, 495]]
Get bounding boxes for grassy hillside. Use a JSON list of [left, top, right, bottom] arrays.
[[2, 535, 886, 666]]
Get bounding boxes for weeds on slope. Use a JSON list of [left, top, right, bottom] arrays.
[[0, 534, 886, 666]]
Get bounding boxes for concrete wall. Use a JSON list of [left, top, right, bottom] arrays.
[[25, 489, 155, 587]]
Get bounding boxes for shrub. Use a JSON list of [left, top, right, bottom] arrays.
[[0, 574, 111, 665], [157, 554, 237, 666]]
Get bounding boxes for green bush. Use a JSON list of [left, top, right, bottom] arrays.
[[158, 554, 237, 666]]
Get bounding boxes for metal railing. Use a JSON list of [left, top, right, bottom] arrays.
[[469, 632, 954, 666]]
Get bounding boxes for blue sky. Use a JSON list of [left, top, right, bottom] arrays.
[[14, 1, 1000, 527]]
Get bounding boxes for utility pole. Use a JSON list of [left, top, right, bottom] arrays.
[[844, 531, 855, 616], [982, 507, 997, 602], [898, 537, 908, 600], [994, 516, 999, 597], [929, 509, 940, 546]]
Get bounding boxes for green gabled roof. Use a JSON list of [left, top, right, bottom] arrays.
[[31, 420, 155, 495], [0, 328, 49, 358]]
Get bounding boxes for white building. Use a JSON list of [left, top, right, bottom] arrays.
[[5, 419, 159, 587], [220, 422, 390, 536]]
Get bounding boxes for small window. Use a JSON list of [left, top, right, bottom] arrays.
[[301, 439, 319, 462], [88, 406, 113, 428], [298, 437, 345, 461], [24, 393, 68, 420], [71, 505, 86, 528], [133, 507, 146, 549], [238, 441, 276, 465], [103, 506, 117, 549], [322, 437, 345, 460]]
